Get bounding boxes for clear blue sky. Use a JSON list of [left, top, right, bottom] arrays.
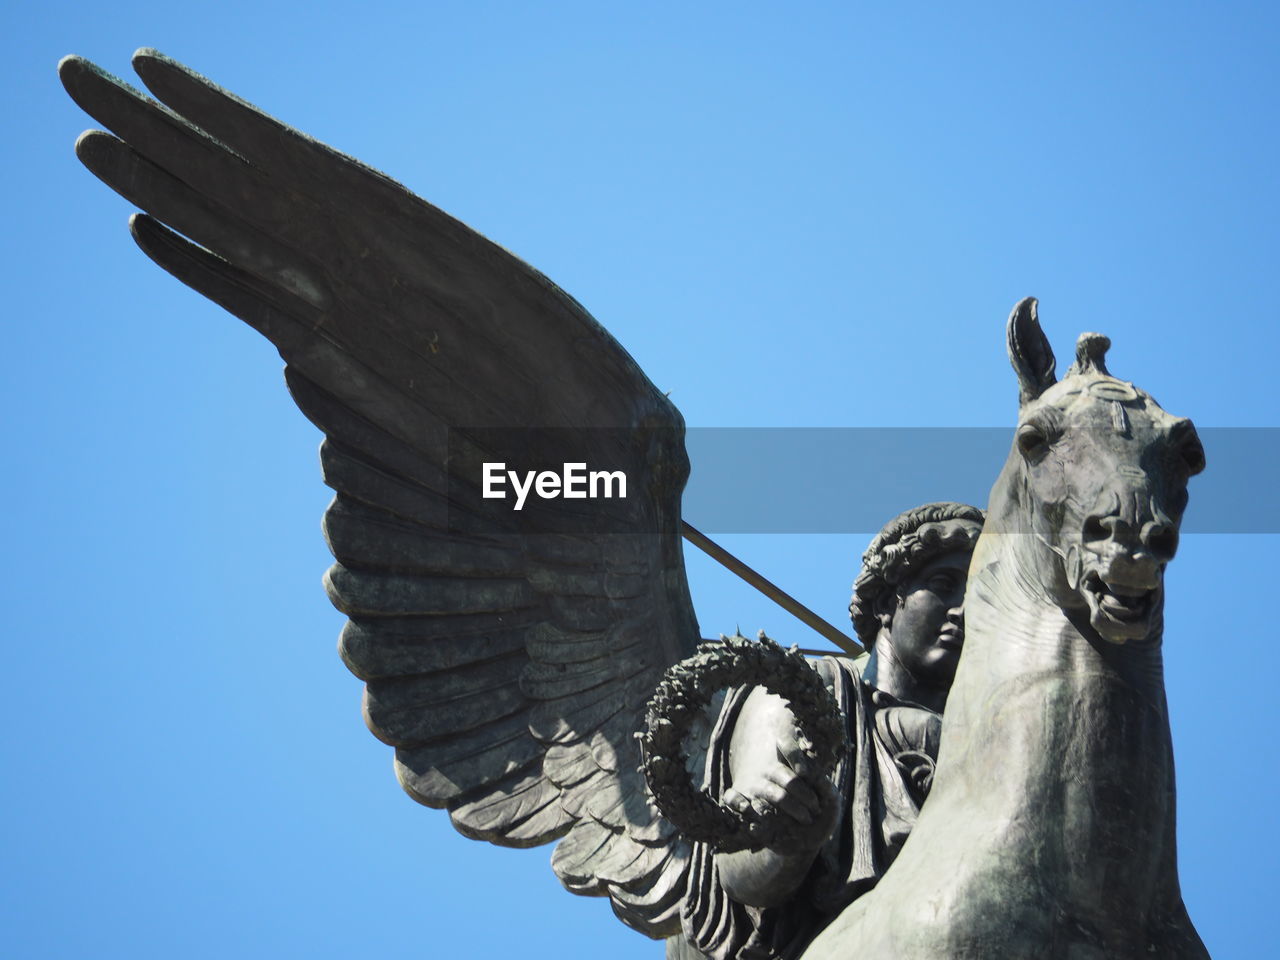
[[4, 3, 1276, 957]]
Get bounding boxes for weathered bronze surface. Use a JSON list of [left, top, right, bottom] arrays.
[[62, 49, 1209, 959]]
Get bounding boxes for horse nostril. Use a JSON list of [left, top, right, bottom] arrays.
[[1083, 515, 1109, 544], [1142, 522, 1179, 560]]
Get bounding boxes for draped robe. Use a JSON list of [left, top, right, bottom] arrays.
[[679, 657, 942, 960]]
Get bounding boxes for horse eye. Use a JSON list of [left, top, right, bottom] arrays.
[[1016, 423, 1050, 460]]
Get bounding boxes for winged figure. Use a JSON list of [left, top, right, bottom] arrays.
[[60, 49, 1209, 960]]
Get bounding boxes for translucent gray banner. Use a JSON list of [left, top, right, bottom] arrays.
[[447, 427, 1276, 535], [682, 427, 1278, 534]]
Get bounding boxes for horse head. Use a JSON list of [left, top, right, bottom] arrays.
[[991, 297, 1206, 644]]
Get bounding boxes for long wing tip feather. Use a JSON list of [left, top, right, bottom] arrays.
[[128, 214, 196, 272], [73, 127, 112, 163], [132, 46, 166, 65], [57, 54, 88, 79], [57, 54, 99, 101], [73, 129, 137, 199], [59, 52, 157, 138], [72, 130, 143, 205], [127, 211, 152, 240], [133, 47, 212, 104], [127, 214, 196, 281], [132, 47, 183, 87]]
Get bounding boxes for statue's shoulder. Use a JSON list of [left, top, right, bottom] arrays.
[[808, 651, 871, 694]]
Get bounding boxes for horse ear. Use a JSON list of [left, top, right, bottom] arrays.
[[1006, 296, 1057, 404]]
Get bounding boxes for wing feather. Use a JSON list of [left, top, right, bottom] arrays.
[[393, 714, 543, 807], [340, 617, 533, 680], [363, 670, 527, 747], [447, 770, 567, 846], [551, 820, 618, 892], [607, 846, 689, 934], [324, 565, 534, 617], [543, 741, 606, 790]]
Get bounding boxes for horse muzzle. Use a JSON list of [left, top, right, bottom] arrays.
[[1079, 568, 1159, 642], [1075, 502, 1176, 643]]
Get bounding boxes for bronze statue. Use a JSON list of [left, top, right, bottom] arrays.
[[61, 49, 1210, 959]]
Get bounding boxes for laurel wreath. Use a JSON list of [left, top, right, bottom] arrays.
[[639, 632, 846, 853]]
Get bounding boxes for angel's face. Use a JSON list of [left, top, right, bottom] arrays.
[[887, 550, 969, 693]]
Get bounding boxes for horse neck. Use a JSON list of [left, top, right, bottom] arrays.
[[937, 481, 1172, 787], [858, 477, 1190, 945]]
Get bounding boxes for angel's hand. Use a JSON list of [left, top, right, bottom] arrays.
[[724, 739, 838, 854], [716, 723, 840, 908]]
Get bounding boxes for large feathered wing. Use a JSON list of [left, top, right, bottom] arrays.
[[60, 49, 702, 936]]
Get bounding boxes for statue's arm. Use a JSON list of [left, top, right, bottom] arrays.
[[715, 688, 838, 908]]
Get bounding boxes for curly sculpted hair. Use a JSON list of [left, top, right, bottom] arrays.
[[849, 502, 986, 646]]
